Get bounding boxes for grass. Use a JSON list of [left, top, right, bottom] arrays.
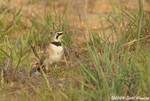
[[0, 0, 150, 101]]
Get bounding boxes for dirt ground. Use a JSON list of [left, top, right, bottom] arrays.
[[0, 0, 149, 45], [1, 0, 150, 31], [0, 0, 150, 100]]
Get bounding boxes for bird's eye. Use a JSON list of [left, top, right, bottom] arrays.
[[57, 32, 63, 35], [55, 32, 63, 39]]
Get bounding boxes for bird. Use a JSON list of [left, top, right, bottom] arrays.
[[30, 31, 64, 75]]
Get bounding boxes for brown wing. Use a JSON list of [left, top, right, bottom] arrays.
[[40, 45, 54, 65]]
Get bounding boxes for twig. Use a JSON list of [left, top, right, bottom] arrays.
[[28, 42, 40, 60], [38, 64, 52, 91], [122, 35, 150, 47]]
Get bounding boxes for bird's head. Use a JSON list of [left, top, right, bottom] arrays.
[[54, 31, 63, 42]]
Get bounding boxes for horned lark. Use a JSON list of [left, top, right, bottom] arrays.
[[30, 32, 64, 74]]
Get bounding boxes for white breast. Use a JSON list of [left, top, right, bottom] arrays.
[[49, 44, 63, 63]]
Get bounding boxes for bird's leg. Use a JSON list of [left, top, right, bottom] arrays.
[[43, 63, 49, 73], [54, 64, 57, 69]]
